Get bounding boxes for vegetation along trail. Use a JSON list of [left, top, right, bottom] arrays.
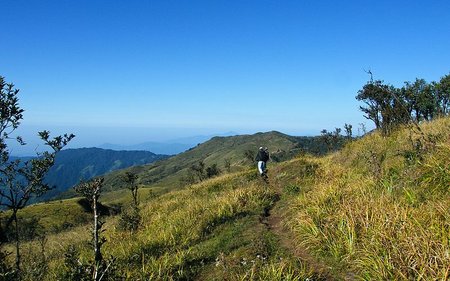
[[260, 163, 352, 281]]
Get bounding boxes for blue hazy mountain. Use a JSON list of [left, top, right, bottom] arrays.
[[10, 147, 169, 203], [99, 132, 238, 155]]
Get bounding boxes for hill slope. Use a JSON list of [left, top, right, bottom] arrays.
[[100, 131, 328, 192], [41, 147, 169, 201], [3, 117, 449, 280]]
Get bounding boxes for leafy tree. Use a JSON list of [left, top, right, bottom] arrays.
[[358, 123, 367, 136], [402, 78, 438, 121], [243, 149, 255, 166], [320, 129, 333, 152], [357, 73, 449, 136], [355, 80, 384, 129], [224, 158, 231, 173], [436, 73, 450, 116], [119, 172, 141, 232], [206, 163, 221, 178], [402, 78, 426, 121], [121, 172, 139, 208], [190, 160, 206, 182], [186, 161, 222, 183], [356, 79, 409, 135], [344, 123, 353, 140], [0, 76, 74, 271]]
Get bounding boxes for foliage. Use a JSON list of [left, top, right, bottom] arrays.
[[183, 161, 222, 185], [356, 72, 450, 135], [0, 76, 74, 271], [206, 163, 221, 178], [320, 127, 346, 152], [0, 244, 14, 281], [224, 158, 231, 173], [121, 171, 139, 208], [58, 245, 118, 281], [74, 178, 104, 261], [117, 206, 141, 233], [74, 178, 114, 281], [243, 149, 255, 166]]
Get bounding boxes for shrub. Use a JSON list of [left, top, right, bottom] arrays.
[[117, 207, 141, 233]]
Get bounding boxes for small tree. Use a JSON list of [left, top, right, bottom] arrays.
[[190, 161, 206, 182], [320, 129, 333, 152], [118, 172, 141, 232], [344, 123, 353, 140], [75, 178, 104, 263], [74, 178, 107, 281], [435, 74, 450, 116], [243, 149, 255, 167], [206, 164, 221, 178], [122, 172, 139, 208], [224, 158, 231, 173], [0, 76, 74, 271]]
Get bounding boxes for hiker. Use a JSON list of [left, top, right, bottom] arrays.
[[255, 147, 269, 179]]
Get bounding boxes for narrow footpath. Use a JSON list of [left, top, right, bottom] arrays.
[[258, 169, 354, 281]]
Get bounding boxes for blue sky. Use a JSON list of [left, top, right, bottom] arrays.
[[1, 0, 450, 152]]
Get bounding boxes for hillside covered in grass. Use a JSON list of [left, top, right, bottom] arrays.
[[65, 131, 331, 196], [3, 116, 448, 280]]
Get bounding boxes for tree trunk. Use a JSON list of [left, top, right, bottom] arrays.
[[132, 188, 138, 208], [93, 193, 102, 281], [13, 210, 20, 271]]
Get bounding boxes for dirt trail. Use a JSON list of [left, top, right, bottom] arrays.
[[258, 174, 351, 281]]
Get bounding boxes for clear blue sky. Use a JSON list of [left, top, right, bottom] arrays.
[[1, 0, 450, 151]]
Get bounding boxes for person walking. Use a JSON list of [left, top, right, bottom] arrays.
[[255, 147, 269, 181]]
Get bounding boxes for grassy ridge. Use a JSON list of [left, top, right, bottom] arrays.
[[3, 117, 449, 280], [279, 117, 450, 280], [100, 131, 318, 192]]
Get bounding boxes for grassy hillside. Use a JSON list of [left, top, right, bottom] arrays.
[[100, 131, 327, 193], [2, 117, 449, 280], [276, 117, 450, 280]]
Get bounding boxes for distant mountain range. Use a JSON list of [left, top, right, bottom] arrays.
[[98, 132, 238, 155], [98, 142, 193, 155], [19, 147, 169, 203], [15, 131, 331, 202]]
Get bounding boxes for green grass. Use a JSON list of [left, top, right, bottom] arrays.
[[3, 117, 450, 280], [6, 170, 314, 280], [280, 117, 450, 280], [100, 131, 312, 193]]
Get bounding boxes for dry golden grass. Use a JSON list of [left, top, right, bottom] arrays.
[[282, 117, 450, 280], [4, 117, 449, 280]]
